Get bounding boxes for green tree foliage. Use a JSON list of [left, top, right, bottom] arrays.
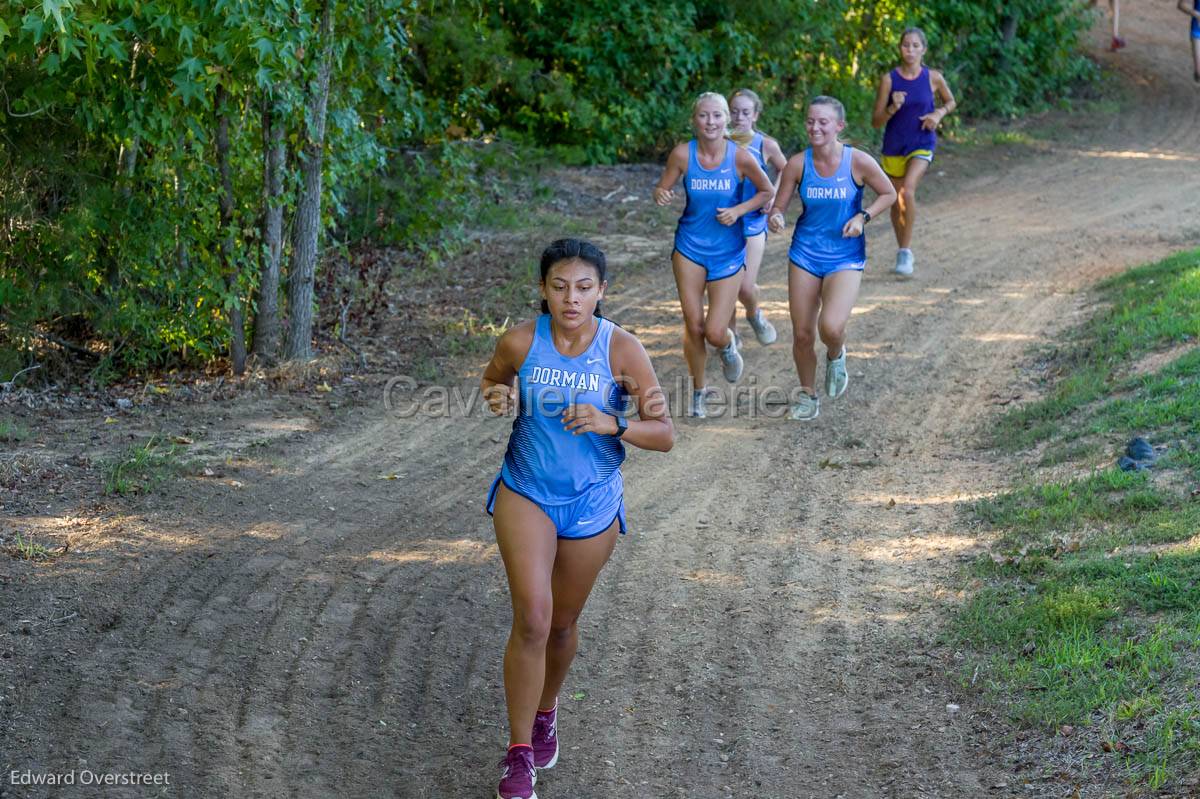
[[0, 0, 1097, 376]]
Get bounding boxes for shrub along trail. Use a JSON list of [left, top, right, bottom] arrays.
[[2, 6, 1197, 798]]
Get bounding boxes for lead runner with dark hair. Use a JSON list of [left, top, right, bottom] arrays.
[[482, 238, 674, 799]]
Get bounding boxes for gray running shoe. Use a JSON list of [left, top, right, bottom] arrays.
[[894, 249, 914, 277], [788, 393, 820, 421], [690, 389, 708, 419], [825, 347, 848, 398], [748, 308, 778, 345], [719, 329, 744, 382]]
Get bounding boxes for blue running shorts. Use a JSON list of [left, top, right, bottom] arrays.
[[487, 471, 627, 540]]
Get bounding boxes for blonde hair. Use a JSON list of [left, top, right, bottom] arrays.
[[692, 91, 754, 147]]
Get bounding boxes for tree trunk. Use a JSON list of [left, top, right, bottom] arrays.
[[1000, 13, 1020, 46], [251, 96, 285, 362], [174, 136, 190, 275], [216, 84, 247, 375], [116, 43, 142, 197], [998, 12, 1021, 74], [283, 0, 334, 362]]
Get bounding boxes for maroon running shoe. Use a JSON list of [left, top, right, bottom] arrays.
[[497, 745, 536, 799], [1109, 35, 1126, 51], [532, 704, 559, 769]]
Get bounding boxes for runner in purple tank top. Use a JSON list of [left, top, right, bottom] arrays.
[[871, 27, 957, 278]]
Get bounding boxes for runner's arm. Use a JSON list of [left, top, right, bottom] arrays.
[[762, 136, 789, 205], [929, 70, 958, 123], [871, 73, 895, 128], [480, 323, 532, 416], [852, 150, 898, 221], [608, 329, 674, 452], [716, 148, 773, 224], [1180, 0, 1200, 21], [654, 144, 688, 206], [766, 154, 805, 231]]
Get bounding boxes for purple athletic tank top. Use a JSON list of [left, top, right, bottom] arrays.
[[882, 66, 937, 156]]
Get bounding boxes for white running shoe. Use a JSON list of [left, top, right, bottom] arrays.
[[825, 347, 848, 398], [719, 329, 744, 382], [788, 393, 820, 421], [748, 308, 778, 345], [893, 249, 914, 277], [690, 389, 708, 419]]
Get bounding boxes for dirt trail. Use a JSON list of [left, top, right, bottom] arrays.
[[3, 4, 1199, 798]]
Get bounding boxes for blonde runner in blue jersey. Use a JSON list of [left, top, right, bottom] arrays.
[[674, 139, 746, 281], [767, 97, 897, 420]]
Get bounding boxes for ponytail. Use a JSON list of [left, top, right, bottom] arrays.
[[726, 128, 754, 148]]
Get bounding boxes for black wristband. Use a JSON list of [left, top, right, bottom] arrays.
[[861, 210, 871, 224]]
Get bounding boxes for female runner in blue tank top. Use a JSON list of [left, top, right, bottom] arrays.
[[728, 88, 789, 349], [768, 97, 896, 422], [481, 239, 674, 799], [1179, 0, 1200, 82], [871, 27, 957, 277], [654, 92, 773, 418]]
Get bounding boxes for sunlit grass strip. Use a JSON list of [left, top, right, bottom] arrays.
[[993, 248, 1200, 451], [957, 248, 1200, 790]]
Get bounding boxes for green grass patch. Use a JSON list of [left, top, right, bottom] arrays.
[[959, 248, 1200, 791], [993, 248, 1200, 451], [958, 552, 1200, 787], [990, 130, 1035, 146], [0, 418, 31, 442], [102, 435, 191, 496], [3, 532, 55, 561], [972, 466, 1200, 554]]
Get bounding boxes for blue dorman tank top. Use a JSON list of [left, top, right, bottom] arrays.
[[882, 66, 937, 156], [741, 132, 769, 236], [501, 315, 627, 504], [788, 146, 865, 270], [674, 139, 746, 271]]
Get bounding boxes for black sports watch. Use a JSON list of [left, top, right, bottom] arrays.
[[861, 210, 872, 224], [614, 414, 628, 438]]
